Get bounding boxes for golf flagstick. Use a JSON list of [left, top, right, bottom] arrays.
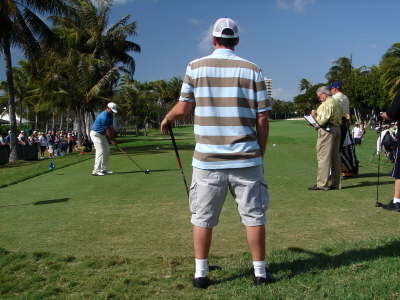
[[167, 124, 190, 198]]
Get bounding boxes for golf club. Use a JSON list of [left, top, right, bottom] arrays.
[[115, 144, 150, 174], [167, 124, 189, 198]]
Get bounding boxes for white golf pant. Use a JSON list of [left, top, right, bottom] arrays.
[[90, 130, 110, 173]]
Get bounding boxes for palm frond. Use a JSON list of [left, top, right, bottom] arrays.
[[87, 67, 120, 100]]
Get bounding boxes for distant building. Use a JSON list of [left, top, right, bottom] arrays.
[[264, 77, 272, 98]]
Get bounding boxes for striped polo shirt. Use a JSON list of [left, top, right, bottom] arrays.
[[179, 48, 271, 170]]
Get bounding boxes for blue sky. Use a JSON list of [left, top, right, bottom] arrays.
[[1, 0, 400, 101]]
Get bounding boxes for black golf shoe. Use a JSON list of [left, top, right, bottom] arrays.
[[192, 276, 210, 289], [308, 185, 328, 191], [328, 186, 340, 190], [253, 268, 275, 286], [381, 200, 400, 212]]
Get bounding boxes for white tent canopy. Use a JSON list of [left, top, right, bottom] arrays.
[[0, 112, 30, 124]]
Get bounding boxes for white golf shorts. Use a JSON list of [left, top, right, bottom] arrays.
[[189, 166, 269, 228]]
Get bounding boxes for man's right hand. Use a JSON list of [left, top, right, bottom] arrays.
[[160, 118, 170, 135]]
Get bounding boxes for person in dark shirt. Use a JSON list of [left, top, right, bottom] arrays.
[[380, 91, 400, 212]]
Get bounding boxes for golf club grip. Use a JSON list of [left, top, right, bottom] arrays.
[[168, 124, 183, 169]]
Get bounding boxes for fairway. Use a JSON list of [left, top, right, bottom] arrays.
[[1, 121, 400, 299]]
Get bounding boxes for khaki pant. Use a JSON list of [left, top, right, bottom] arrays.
[[316, 127, 341, 189], [90, 130, 109, 173]]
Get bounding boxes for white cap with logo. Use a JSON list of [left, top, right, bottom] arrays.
[[107, 102, 118, 113], [212, 18, 239, 38]]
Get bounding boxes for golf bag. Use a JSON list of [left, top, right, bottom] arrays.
[[381, 131, 397, 163], [340, 125, 359, 176]]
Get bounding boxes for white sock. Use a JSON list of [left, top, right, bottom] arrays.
[[194, 258, 208, 278], [393, 197, 400, 204], [253, 261, 266, 278]]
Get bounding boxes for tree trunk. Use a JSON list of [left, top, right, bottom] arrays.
[[3, 40, 18, 162], [19, 98, 23, 127], [354, 107, 362, 124], [134, 123, 138, 136], [75, 108, 85, 145], [52, 111, 55, 131], [59, 112, 63, 131], [35, 112, 38, 130], [66, 109, 70, 132]]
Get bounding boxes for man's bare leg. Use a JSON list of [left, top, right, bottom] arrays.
[[394, 179, 400, 198], [193, 225, 213, 259], [246, 225, 265, 261]]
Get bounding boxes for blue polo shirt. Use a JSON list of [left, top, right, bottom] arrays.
[[91, 110, 113, 134]]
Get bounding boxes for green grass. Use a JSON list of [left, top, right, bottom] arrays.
[[0, 121, 399, 299], [1, 238, 399, 299], [0, 152, 93, 188]]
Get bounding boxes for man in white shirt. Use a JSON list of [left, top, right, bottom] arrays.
[[330, 81, 350, 119], [329, 81, 358, 177]]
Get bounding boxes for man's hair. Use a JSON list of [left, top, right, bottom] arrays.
[[316, 86, 332, 96], [215, 28, 239, 48]]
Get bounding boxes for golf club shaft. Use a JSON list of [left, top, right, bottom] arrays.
[[376, 119, 382, 206], [167, 124, 190, 198], [115, 144, 145, 172]]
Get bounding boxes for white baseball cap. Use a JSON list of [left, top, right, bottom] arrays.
[[212, 18, 239, 38], [107, 102, 118, 113]]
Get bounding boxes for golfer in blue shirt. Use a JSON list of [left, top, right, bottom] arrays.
[[90, 102, 118, 176]]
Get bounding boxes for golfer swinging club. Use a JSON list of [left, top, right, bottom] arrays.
[[90, 102, 118, 176], [161, 18, 272, 288]]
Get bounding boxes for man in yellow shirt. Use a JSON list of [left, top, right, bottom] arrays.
[[309, 86, 343, 190]]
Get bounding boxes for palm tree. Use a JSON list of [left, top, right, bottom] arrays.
[[380, 43, 400, 99], [0, 0, 69, 162], [48, 0, 141, 141], [326, 56, 353, 84], [299, 78, 312, 92]]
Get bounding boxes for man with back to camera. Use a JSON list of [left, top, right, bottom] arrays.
[[329, 81, 358, 177], [380, 91, 400, 212], [160, 18, 273, 288], [90, 102, 118, 176]]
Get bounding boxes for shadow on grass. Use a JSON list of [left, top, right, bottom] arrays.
[[0, 198, 70, 208], [342, 180, 393, 189], [274, 240, 400, 280], [212, 240, 400, 286], [0, 160, 37, 169], [353, 172, 391, 178], [33, 198, 70, 205]]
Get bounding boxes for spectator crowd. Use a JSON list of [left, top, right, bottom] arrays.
[[0, 130, 83, 160]]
